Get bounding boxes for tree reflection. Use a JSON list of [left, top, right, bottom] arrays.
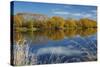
[[79, 28, 97, 37], [14, 28, 97, 43], [64, 29, 77, 38], [45, 30, 64, 40]]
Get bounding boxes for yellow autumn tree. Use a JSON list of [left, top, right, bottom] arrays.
[[64, 18, 77, 29], [79, 18, 97, 28], [47, 16, 65, 29], [14, 15, 24, 27]]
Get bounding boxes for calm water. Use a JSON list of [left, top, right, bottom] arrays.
[[12, 28, 97, 66]]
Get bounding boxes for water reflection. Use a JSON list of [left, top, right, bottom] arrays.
[[12, 28, 97, 66], [14, 28, 97, 41]]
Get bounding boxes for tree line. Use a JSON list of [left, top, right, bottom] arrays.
[[13, 15, 97, 32]]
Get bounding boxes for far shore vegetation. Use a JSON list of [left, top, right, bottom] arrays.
[[13, 13, 97, 32]]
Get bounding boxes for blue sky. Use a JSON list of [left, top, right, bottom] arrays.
[[12, 1, 97, 20]]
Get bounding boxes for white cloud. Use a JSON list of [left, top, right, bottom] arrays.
[[52, 9, 96, 20], [91, 10, 97, 14], [51, 8, 61, 12], [72, 13, 94, 19], [63, 6, 71, 8], [53, 11, 70, 15], [53, 11, 92, 18], [72, 13, 82, 16], [52, 8, 70, 15], [82, 13, 92, 17]]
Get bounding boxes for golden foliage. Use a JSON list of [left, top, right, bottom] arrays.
[[13, 13, 97, 31], [79, 18, 97, 28], [64, 18, 77, 29], [14, 15, 24, 27]]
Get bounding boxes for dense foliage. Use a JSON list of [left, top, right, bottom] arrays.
[[13, 13, 97, 32]]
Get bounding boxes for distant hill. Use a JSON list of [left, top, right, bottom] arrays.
[[15, 13, 48, 22]]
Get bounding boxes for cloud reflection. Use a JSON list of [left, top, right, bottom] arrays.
[[36, 46, 83, 56]]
